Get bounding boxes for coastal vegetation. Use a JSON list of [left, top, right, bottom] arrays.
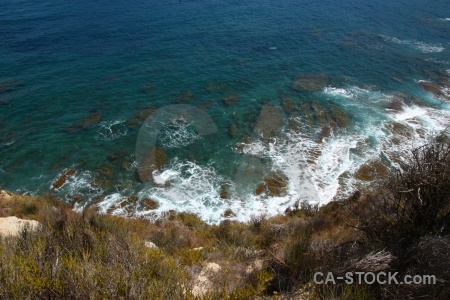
[[0, 136, 449, 299]]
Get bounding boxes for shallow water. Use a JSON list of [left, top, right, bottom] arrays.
[[1, 0, 450, 223]]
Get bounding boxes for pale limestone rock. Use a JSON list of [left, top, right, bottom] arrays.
[[144, 241, 159, 249], [191, 262, 221, 296], [0, 190, 13, 201], [0, 216, 40, 237]]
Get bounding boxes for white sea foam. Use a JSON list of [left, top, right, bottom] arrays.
[[95, 120, 128, 141], [379, 34, 444, 53], [1, 139, 15, 146], [94, 85, 450, 223], [50, 169, 104, 209], [158, 118, 201, 148], [152, 169, 179, 185], [96, 193, 123, 214]]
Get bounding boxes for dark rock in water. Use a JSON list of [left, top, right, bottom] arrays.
[[234, 135, 251, 152], [311, 102, 328, 126], [123, 195, 139, 204], [385, 96, 406, 112], [418, 81, 450, 101], [125, 118, 141, 127], [70, 194, 84, 208], [65, 125, 80, 133], [243, 111, 256, 128], [437, 77, 450, 86], [90, 177, 113, 190], [141, 83, 154, 94], [264, 171, 288, 197], [221, 94, 240, 107], [292, 74, 327, 91], [121, 159, 134, 170], [137, 146, 168, 183], [80, 113, 102, 129], [390, 122, 412, 138], [317, 125, 331, 143], [125, 107, 156, 127], [0, 80, 20, 94], [354, 161, 389, 181], [331, 107, 350, 128], [141, 198, 159, 210], [204, 81, 231, 94], [288, 113, 302, 133], [52, 169, 76, 190], [98, 166, 113, 178], [229, 123, 238, 138], [253, 105, 284, 140], [134, 107, 156, 121], [299, 103, 314, 127], [197, 100, 214, 110], [255, 183, 266, 195], [224, 209, 236, 218], [175, 91, 196, 104], [108, 149, 127, 161], [281, 98, 296, 113], [220, 184, 229, 199]]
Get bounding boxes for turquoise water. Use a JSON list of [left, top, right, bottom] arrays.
[[1, 0, 450, 222]]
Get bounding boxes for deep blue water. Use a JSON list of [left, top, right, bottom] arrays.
[[1, 0, 450, 222]]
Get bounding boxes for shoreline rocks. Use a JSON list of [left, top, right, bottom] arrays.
[[418, 80, 450, 101], [137, 146, 168, 183], [52, 169, 77, 190]]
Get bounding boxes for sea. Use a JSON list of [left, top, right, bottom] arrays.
[[1, 0, 450, 223]]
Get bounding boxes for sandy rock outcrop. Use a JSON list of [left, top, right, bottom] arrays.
[[0, 216, 40, 237]]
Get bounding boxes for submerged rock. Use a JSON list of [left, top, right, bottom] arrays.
[[228, 123, 238, 138], [125, 118, 141, 127], [354, 161, 389, 182], [253, 105, 284, 140], [292, 74, 327, 91], [221, 94, 240, 107], [299, 103, 314, 127], [107, 149, 127, 161], [80, 113, 102, 129], [255, 183, 266, 195], [223, 209, 236, 218], [204, 81, 231, 94], [141, 83, 154, 94], [52, 169, 77, 190], [197, 100, 213, 110], [264, 171, 289, 197], [141, 198, 159, 210], [311, 102, 328, 127], [134, 107, 156, 121], [125, 107, 157, 127], [97, 166, 113, 178], [219, 184, 229, 199], [281, 97, 296, 113], [331, 107, 350, 128], [90, 177, 114, 190], [0, 80, 20, 95], [175, 91, 196, 104], [418, 80, 450, 101], [317, 125, 331, 143], [137, 146, 168, 183], [390, 122, 412, 138]]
